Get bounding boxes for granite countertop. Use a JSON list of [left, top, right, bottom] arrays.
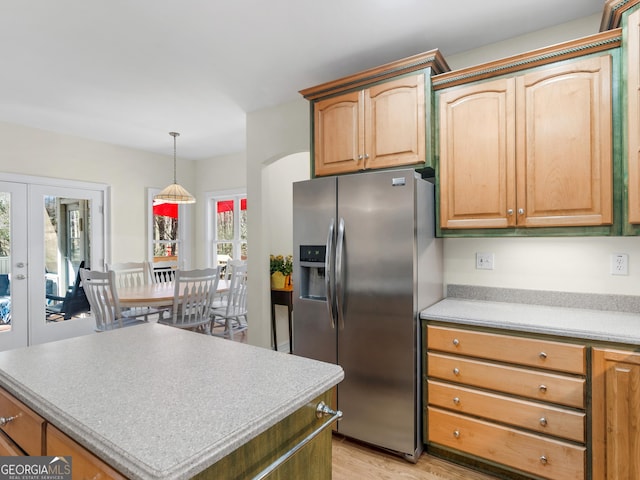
[[0, 323, 344, 480], [420, 286, 640, 346]]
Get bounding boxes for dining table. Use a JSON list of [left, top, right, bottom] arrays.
[[118, 279, 230, 310]]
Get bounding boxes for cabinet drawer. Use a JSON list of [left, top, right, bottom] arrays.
[[428, 380, 585, 443], [0, 387, 45, 455], [428, 352, 585, 408], [427, 325, 586, 374], [429, 407, 585, 480], [46, 424, 126, 480]]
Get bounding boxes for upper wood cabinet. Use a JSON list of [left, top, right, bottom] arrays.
[[439, 54, 613, 230], [301, 49, 449, 177], [313, 75, 425, 176]]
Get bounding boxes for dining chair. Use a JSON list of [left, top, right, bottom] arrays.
[[107, 262, 153, 287], [107, 261, 166, 320], [79, 269, 148, 332], [159, 267, 220, 332], [151, 259, 178, 284], [211, 263, 248, 340]]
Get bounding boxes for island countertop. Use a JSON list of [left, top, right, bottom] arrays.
[[0, 323, 344, 480]]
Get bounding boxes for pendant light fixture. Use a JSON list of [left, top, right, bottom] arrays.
[[154, 131, 196, 204]]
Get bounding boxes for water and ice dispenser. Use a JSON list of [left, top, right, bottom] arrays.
[[298, 245, 326, 300]]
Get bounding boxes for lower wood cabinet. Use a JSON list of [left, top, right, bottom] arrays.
[[592, 348, 640, 480], [0, 387, 45, 455], [425, 324, 587, 480], [0, 429, 24, 455], [46, 424, 127, 480]]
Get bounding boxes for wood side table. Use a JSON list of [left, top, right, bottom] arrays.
[[270, 286, 293, 352]]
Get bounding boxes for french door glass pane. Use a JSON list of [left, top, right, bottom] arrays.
[[44, 196, 92, 323], [0, 193, 11, 330]]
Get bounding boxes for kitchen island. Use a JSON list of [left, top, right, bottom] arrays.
[[0, 323, 344, 480]]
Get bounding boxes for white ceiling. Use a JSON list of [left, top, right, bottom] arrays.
[[0, 0, 604, 159]]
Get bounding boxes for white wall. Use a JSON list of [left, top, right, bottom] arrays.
[[264, 152, 311, 350], [445, 14, 602, 69], [246, 99, 310, 349], [194, 151, 247, 268], [0, 121, 196, 265], [264, 152, 310, 254]]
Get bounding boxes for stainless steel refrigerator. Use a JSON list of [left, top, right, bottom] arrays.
[[292, 168, 442, 461]]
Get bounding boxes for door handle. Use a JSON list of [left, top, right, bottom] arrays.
[[335, 218, 345, 330], [325, 219, 336, 329]]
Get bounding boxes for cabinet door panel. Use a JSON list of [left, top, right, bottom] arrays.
[[365, 74, 425, 170], [516, 55, 612, 227], [314, 91, 364, 176], [592, 348, 640, 480], [628, 9, 640, 223], [439, 77, 516, 229]]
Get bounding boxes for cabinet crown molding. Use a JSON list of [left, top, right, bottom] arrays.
[[432, 29, 621, 90], [600, 0, 640, 30], [299, 49, 449, 100]]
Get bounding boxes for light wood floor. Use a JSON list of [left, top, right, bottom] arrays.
[[332, 435, 500, 480]]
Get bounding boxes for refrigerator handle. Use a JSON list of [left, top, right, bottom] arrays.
[[325, 219, 336, 329], [335, 217, 345, 330]]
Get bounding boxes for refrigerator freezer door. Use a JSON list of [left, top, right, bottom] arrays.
[[336, 169, 419, 457], [292, 176, 337, 364]]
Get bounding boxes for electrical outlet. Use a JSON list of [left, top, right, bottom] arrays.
[[611, 253, 629, 275], [476, 252, 494, 270]]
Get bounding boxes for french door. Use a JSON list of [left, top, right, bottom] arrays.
[[0, 181, 28, 351], [0, 176, 106, 351]]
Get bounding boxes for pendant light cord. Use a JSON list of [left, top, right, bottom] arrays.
[[170, 131, 180, 184]]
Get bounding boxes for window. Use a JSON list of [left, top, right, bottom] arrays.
[[207, 190, 247, 270], [148, 188, 191, 267]]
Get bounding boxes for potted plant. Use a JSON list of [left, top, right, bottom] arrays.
[[270, 254, 293, 289]]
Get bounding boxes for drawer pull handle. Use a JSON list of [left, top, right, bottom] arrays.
[[452, 338, 460, 346], [539, 352, 547, 360], [453, 368, 460, 376], [453, 397, 460, 405], [539, 417, 547, 427], [0, 415, 18, 426], [538, 384, 547, 393], [539, 455, 548, 465], [453, 430, 460, 438]]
